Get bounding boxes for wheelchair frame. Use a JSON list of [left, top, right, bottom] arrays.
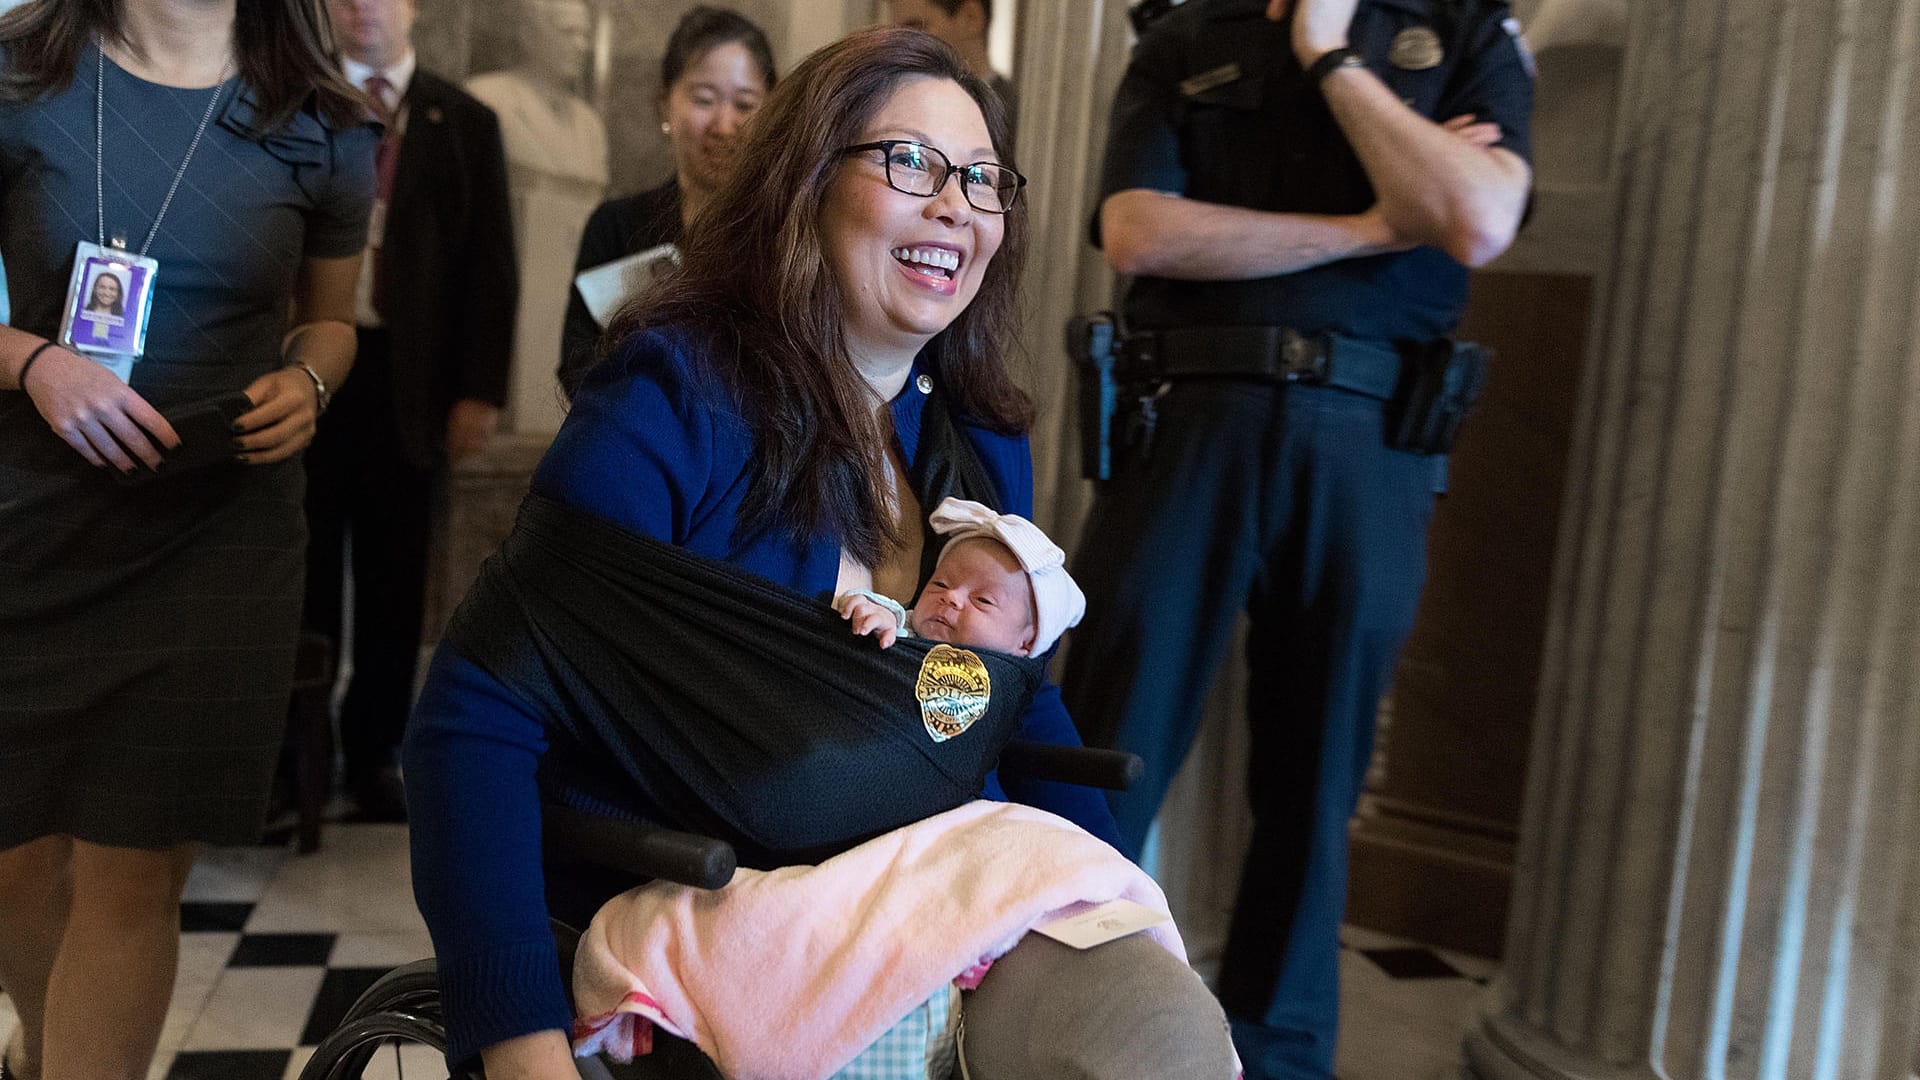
[[296, 742, 1142, 1080]]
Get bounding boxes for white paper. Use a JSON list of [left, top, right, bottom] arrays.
[[573, 242, 679, 329], [1030, 898, 1171, 950]]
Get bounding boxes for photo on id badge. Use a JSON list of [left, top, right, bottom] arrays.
[[62, 253, 150, 359]]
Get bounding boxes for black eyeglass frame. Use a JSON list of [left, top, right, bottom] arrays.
[[838, 139, 1028, 213]]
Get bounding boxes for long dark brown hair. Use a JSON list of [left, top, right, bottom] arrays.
[[0, 0, 363, 131], [605, 26, 1031, 568]]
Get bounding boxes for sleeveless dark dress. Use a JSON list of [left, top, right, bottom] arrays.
[[0, 46, 375, 849]]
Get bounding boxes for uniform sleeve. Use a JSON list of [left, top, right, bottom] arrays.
[[1438, 4, 1536, 163], [1092, 23, 1190, 247], [454, 102, 517, 406], [305, 121, 377, 258]]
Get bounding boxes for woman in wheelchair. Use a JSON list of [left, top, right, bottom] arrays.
[[395, 27, 1238, 1080]]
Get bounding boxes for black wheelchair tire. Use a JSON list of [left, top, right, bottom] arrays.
[[296, 1007, 463, 1080], [340, 959, 444, 1026]]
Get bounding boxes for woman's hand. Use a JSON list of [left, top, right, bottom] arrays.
[[478, 1030, 584, 1080], [233, 366, 320, 465], [24, 345, 179, 471], [837, 594, 902, 648]]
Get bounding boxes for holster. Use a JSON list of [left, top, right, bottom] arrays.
[[1066, 316, 1492, 473], [1066, 312, 1124, 480], [1384, 339, 1491, 455]]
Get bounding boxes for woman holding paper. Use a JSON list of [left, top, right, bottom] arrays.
[[558, 5, 775, 394]]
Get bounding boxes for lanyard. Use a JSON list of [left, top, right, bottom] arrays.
[[94, 46, 230, 255]]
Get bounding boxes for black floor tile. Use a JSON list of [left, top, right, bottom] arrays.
[[229, 933, 337, 967], [300, 966, 397, 1046], [166, 1049, 292, 1080], [1360, 946, 1465, 980], [180, 902, 254, 933]]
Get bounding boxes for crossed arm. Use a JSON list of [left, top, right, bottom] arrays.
[[1101, 0, 1532, 281]]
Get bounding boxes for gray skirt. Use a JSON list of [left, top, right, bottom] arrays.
[[0, 412, 306, 851]]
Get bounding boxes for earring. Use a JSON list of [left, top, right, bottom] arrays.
[[661, 122, 671, 135]]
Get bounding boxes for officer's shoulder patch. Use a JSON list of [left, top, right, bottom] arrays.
[[1179, 62, 1242, 97]]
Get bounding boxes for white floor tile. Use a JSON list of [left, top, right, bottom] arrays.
[[328, 931, 436, 969], [183, 846, 290, 903], [151, 932, 242, 1064], [356, 1040, 449, 1079], [180, 967, 328, 1051], [245, 825, 427, 935]]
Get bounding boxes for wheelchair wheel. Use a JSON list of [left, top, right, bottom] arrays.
[[339, 960, 444, 1026], [297, 1006, 462, 1080], [298, 959, 467, 1080]]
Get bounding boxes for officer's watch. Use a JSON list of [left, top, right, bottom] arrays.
[[1306, 47, 1366, 88]]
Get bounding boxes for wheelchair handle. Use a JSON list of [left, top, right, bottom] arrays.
[[998, 741, 1144, 791], [543, 804, 738, 890]]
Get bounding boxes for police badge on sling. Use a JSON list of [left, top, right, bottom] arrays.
[[915, 644, 992, 743]]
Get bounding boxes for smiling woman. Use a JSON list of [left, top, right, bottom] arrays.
[[404, 25, 1236, 1080], [557, 4, 776, 392]]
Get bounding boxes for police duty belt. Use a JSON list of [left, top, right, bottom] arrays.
[[1121, 326, 1404, 401]]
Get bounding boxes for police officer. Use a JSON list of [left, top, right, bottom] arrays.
[[1060, 0, 1533, 1075]]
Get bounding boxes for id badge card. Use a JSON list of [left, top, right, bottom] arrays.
[[58, 241, 157, 372]]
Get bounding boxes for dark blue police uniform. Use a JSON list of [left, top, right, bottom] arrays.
[[1060, 1, 1532, 1076]]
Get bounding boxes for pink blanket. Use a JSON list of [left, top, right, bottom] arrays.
[[571, 800, 1186, 1080]]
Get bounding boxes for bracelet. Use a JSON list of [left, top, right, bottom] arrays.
[[1306, 46, 1366, 88], [286, 359, 331, 415], [15, 341, 57, 397]]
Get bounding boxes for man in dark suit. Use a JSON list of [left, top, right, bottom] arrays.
[[307, 0, 517, 819]]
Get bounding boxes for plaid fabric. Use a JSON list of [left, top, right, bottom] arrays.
[[831, 982, 961, 1080]]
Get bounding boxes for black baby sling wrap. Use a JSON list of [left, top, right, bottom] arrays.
[[442, 393, 1049, 867]]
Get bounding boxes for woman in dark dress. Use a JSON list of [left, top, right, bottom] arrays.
[[556, 5, 774, 394], [0, 0, 373, 1077]]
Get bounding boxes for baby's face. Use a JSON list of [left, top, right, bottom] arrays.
[[913, 538, 1036, 655]]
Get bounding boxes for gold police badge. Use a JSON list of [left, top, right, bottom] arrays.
[[1389, 26, 1445, 70], [915, 644, 992, 743]]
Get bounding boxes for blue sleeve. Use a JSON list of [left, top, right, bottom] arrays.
[[974, 436, 1123, 847], [407, 328, 720, 1065], [403, 649, 573, 1067], [532, 327, 717, 540], [990, 679, 1124, 849]]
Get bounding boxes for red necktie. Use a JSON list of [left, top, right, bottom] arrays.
[[365, 75, 399, 308], [365, 75, 400, 202]]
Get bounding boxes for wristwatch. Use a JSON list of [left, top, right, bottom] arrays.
[[1306, 47, 1366, 88], [286, 359, 331, 416]]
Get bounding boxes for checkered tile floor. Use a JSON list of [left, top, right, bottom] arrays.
[[0, 823, 1496, 1080]]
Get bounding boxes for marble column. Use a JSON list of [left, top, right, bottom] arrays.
[[1468, 0, 1920, 1077], [1010, 0, 1130, 550]]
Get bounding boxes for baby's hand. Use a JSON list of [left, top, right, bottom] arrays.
[[836, 595, 901, 648]]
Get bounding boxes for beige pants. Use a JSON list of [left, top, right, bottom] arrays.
[[957, 933, 1239, 1080]]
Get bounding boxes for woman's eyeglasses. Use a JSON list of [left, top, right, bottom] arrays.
[[839, 140, 1026, 213]]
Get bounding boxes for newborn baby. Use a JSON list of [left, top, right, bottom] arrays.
[[836, 497, 1087, 656]]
